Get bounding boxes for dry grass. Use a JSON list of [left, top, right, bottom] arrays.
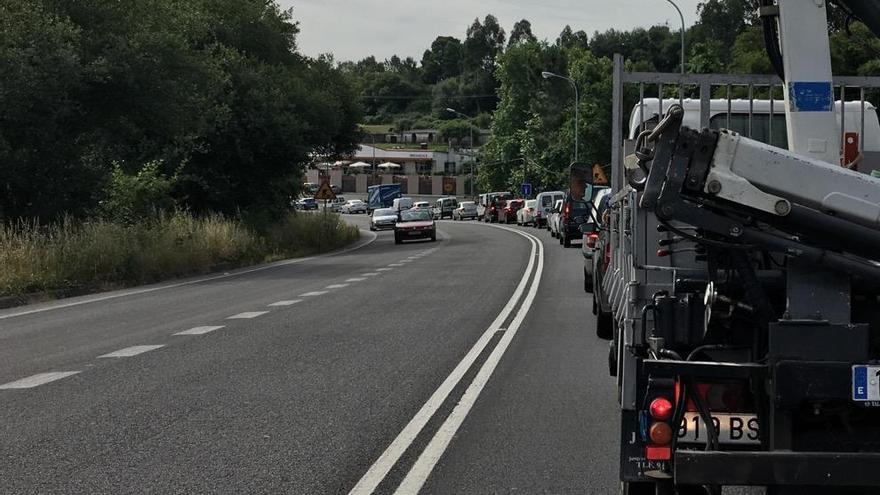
[[0, 211, 359, 297]]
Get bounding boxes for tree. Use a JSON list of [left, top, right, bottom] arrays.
[[556, 25, 589, 51], [420, 36, 462, 84], [463, 15, 506, 73], [509, 19, 537, 48]]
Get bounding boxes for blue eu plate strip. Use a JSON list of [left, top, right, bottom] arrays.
[[789, 82, 833, 112]]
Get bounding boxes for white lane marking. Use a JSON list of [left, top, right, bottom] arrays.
[[394, 229, 544, 493], [0, 230, 377, 321], [99, 345, 165, 358], [376, 268, 392, 272], [326, 284, 350, 289], [399, 260, 412, 263], [174, 325, 225, 336], [227, 311, 269, 319], [361, 273, 379, 277], [346, 278, 367, 282], [300, 291, 329, 297], [0, 371, 81, 389], [268, 300, 302, 307], [348, 226, 539, 495], [387, 264, 404, 267]]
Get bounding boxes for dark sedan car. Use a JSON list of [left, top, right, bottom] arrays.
[[294, 198, 318, 210], [394, 209, 436, 244]]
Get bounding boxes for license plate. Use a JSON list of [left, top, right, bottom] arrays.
[[408, 231, 422, 236], [853, 365, 880, 401], [677, 412, 760, 445]]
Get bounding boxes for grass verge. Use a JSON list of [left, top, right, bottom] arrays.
[[0, 211, 360, 298]]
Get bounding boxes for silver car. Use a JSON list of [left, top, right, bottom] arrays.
[[370, 207, 398, 231], [452, 201, 478, 220], [340, 199, 367, 214]]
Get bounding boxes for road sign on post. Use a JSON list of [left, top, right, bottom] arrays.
[[521, 183, 532, 198], [314, 180, 336, 201]]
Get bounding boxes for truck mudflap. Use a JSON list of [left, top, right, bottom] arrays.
[[674, 451, 880, 487]]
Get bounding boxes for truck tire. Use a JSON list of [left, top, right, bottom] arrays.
[[620, 482, 654, 495], [563, 235, 571, 248], [596, 311, 612, 340]]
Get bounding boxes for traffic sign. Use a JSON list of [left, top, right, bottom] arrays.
[[521, 182, 532, 198], [314, 180, 337, 200], [593, 164, 609, 185]]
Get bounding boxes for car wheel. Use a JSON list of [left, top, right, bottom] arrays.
[[394, 235, 402, 245], [563, 235, 571, 248], [430, 234, 437, 242], [584, 268, 593, 292], [596, 311, 613, 340]]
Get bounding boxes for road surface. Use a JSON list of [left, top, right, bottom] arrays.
[[0, 215, 619, 494]]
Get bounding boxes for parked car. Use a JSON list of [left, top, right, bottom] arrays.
[[534, 191, 564, 228], [588, 196, 614, 339], [517, 199, 538, 226], [394, 208, 436, 244], [370, 207, 398, 231], [327, 196, 347, 211], [548, 199, 564, 237], [478, 191, 512, 221], [294, 198, 318, 210], [340, 199, 367, 214], [452, 201, 479, 220], [413, 201, 432, 215], [581, 188, 612, 290], [433, 197, 459, 219], [557, 192, 594, 248]]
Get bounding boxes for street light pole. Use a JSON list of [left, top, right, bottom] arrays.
[[665, 0, 686, 76], [446, 107, 476, 198], [542, 71, 579, 163]]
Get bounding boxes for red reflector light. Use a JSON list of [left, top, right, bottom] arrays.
[[649, 422, 673, 445], [650, 398, 673, 421], [646, 446, 671, 461]]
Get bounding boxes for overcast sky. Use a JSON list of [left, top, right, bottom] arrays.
[[280, 0, 703, 62]]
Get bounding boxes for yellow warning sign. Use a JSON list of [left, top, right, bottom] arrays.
[[593, 164, 609, 185], [313, 180, 336, 200]]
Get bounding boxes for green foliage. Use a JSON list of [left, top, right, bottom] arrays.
[[0, 0, 361, 222], [438, 120, 478, 143], [100, 162, 175, 223]]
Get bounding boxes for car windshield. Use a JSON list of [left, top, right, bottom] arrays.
[[525, 200, 536, 208], [460, 202, 475, 208], [400, 210, 432, 222], [374, 209, 395, 217], [541, 196, 554, 206]]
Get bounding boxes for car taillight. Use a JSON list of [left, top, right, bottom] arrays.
[[587, 233, 599, 249], [491, 207, 496, 212], [563, 203, 571, 220]]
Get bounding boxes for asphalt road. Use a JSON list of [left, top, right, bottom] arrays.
[[0, 214, 619, 494]]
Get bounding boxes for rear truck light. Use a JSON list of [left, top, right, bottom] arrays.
[[657, 249, 672, 257], [587, 233, 599, 249], [650, 397, 673, 421], [645, 446, 672, 461], [649, 422, 673, 445]]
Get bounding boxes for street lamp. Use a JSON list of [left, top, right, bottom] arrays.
[[446, 107, 476, 197], [542, 71, 579, 163], [664, 0, 686, 75]]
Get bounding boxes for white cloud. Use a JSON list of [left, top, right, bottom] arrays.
[[281, 0, 703, 62]]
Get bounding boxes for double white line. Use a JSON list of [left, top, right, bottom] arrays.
[[349, 226, 545, 495]]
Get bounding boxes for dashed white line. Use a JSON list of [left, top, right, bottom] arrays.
[[300, 291, 329, 297], [399, 260, 412, 263], [174, 325, 225, 336], [376, 268, 392, 272], [268, 300, 302, 307], [99, 345, 165, 358], [361, 273, 380, 277], [0, 371, 81, 389], [388, 264, 404, 267], [326, 284, 350, 289], [227, 311, 269, 319], [346, 278, 367, 282]]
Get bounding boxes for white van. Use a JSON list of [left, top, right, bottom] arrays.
[[392, 197, 414, 211], [433, 197, 458, 219], [534, 190, 565, 228]]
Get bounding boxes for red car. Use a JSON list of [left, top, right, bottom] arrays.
[[394, 209, 436, 244], [498, 199, 525, 224]]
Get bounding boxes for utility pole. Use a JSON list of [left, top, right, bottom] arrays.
[[446, 107, 476, 198], [542, 72, 579, 162]]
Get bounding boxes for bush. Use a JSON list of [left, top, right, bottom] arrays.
[[0, 211, 359, 297]]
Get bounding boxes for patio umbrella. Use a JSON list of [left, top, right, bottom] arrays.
[[377, 162, 401, 170], [347, 161, 372, 170]]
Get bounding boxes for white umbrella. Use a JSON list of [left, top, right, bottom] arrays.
[[377, 162, 401, 170], [334, 160, 352, 167], [314, 162, 333, 171], [347, 161, 372, 170]]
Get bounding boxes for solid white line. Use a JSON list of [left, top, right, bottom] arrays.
[[346, 278, 367, 282], [399, 260, 412, 263], [268, 300, 302, 307], [348, 226, 539, 495], [174, 325, 225, 336], [227, 311, 269, 319], [326, 284, 350, 289], [394, 230, 544, 493], [387, 264, 404, 267], [0, 371, 81, 389], [300, 291, 329, 297], [0, 230, 378, 321], [99, 345, 165, 358]]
